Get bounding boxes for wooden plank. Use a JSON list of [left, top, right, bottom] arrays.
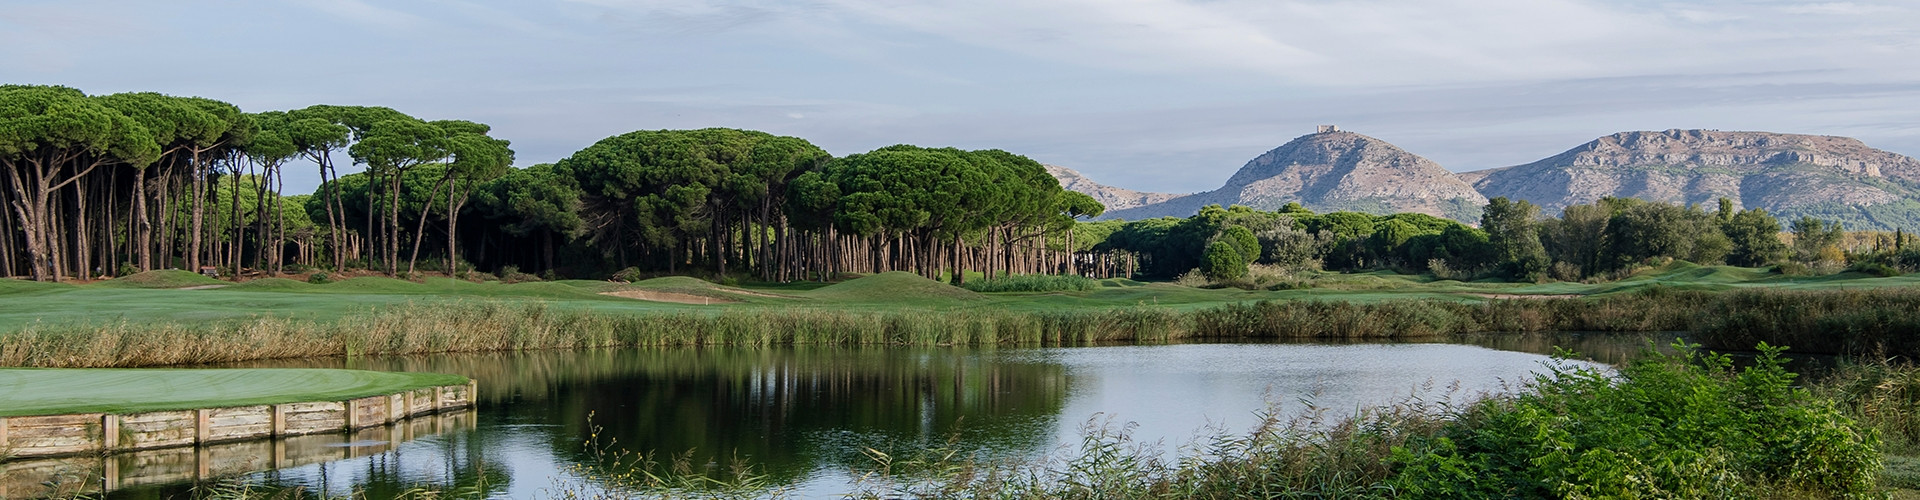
[[1, 416, 9, 448], [118, 411, 196, 450], [272, 404, 288, 436], [206, 406, 272, 442], [387, 393, 405, 423]]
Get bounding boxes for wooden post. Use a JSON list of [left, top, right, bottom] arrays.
[[345, 399, 359, 430], [195, 409, 210, 444], [272, 404, 287, 436], [103, 457, 120, 491], [101, 414, 120, 450], [467, 380, 478, 408], [0, 416, 9, 448], [196, 445, 211, 479]]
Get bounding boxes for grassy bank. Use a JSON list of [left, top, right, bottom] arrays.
[[0, 368, 467, 417], [1, 285, 1913, 368], [4, 264, 1920, 368]]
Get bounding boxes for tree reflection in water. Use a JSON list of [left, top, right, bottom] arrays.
[[218, 347, 1071, 489]]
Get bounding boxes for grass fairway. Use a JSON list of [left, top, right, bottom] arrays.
[[0, 368, 469, 417]]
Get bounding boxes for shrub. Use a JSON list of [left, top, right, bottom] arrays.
[[1548, 261, 1582, 282], [610, 267, 646, 283], [1173, 269, 1209, 287], [1847, 261, 1903, 277], [116, 262, 138, 278], [1773, 261, 1812, 276], [1201, 241, 1248, 281], [306, 272, 331, 284], [1428, 258, 1467, 281], [960, 274, 1099, 293], [1391, 342, 1881, 498], [497, 265, 542, 284]]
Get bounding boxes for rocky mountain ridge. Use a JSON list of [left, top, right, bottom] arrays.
[[1061, 128, 1920, 230], [1466, 129, 1920, 229], [1099, 129, 1486, 222], [1044, 165, 1181, 212]]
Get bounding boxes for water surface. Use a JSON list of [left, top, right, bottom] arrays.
[[99, 335, 1646, 498]]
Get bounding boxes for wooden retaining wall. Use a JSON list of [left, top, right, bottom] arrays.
[[0, 380, 473, 460], [0, 410, 477, 499]]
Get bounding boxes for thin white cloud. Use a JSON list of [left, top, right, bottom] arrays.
[[292, 0, 430, 31], [1778, 2, 1902, 15]]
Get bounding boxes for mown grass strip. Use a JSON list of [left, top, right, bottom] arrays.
[[0, 368, 468, 416]]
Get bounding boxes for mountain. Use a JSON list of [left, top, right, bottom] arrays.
[[1466, 129, 1920, 230], [1045, 165, 1182, 212], [1105, 128, 1487, 221]]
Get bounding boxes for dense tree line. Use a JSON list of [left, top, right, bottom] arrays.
[[1, 86, 1105, 283], [1090, 196, 1919, 283], [0, 85, 512, 281]]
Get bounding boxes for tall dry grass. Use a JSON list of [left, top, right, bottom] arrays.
[[6, 286, 1917, 368]]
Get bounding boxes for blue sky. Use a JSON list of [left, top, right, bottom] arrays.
[[4, 0, 1918, 194]]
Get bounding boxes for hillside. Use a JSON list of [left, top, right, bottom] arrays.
[[1466, 129, 1920, 230], [1046, 164, 1182, 212], [1105, 128, 1487, 222]]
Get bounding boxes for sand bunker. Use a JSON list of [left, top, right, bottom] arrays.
[[600, 290, 738, 305]]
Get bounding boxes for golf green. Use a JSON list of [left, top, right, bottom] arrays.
[[0, 368, 469, 417]]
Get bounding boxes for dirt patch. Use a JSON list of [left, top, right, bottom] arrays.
[[1467, 293, 1582, 300], [177, 284, 230, 290], [599, 290, 738, 305]]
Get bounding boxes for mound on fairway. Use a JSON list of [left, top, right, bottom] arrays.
[[228, 277, 312, 291], [804, 272, 983, 303], [0, 368, 469, 417], [618, 276, 800, 300], [320, 276, 429, 292], [91, 270, 222, 289]]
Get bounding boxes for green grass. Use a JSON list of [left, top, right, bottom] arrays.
[[0, 367, 467, 416], [86, 269, 223, 289], [6, 263, 1915, 332], [802, 272, 986, 303], [960, 274, 1100, 293]]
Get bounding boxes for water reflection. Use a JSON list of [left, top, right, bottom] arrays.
[[92, 335, 1655, 497]]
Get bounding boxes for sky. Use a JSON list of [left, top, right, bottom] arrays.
[[4, 0, 1918, 195]]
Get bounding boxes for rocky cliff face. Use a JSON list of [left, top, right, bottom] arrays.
[[1044, 165, 1181, 212], [1105, 130, 1487, 221], [1466, 129, 1920, 226]]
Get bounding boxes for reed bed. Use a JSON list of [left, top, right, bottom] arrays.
[[4, 287, 1918, 368]]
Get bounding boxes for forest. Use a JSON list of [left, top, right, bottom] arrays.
[[0, 85, 1104, 284], [5, 84, 1917, 286], [1089, 197, 1920, 286]]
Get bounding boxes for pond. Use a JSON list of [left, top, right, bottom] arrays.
[[95, 334, 1658, 499]]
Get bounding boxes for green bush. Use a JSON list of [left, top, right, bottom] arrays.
[[1847, 261, 1904, 277], [116, 263, 138, 278], [1391, 342, 1881, 498], [1201, 241, 1247, 281], [1773, 261, 1812, 276], [307, 272, 331, 284], [610, 267, 645, 283], [960, 274, 1099, 293]]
